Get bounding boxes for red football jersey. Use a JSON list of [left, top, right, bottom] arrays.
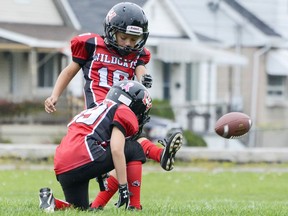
[[71, 33, 151, 108], [54, 100, 139, 175]]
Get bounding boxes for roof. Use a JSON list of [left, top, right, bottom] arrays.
[[0, 0, 79, 49], [168, 0, 282, 46], [223, 0, 281, 37], [0, 22, 78, 49], [194, 32, 221, 43], [67, 0, 148, 34], [0, 37, 20, 44], [0, 23, 77, 42]]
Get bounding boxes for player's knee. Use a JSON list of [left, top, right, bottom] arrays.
[[125, 141, 146, 163]]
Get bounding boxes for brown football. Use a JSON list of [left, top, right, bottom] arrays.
[[215, 112, 252, 139]]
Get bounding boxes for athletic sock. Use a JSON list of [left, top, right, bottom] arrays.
[[90, 175, 118, 208], [127, 161, 142, 209], [139, 139, 163, 162], [54, 198, 71, 210]]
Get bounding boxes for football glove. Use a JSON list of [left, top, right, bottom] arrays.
[[115, 183, 130, 209], [141, 74, 152, 88]]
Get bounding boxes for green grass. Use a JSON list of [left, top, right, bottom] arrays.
[[1, 161, 288, 215]]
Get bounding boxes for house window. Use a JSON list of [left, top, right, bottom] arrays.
[[37, 53, 62, 87], [185, 63, 199, 102], [266, 74, 287, 100], [162, 62, 171, 100]]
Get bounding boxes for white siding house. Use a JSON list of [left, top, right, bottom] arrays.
[[0, 0, 79, 102], [0, 0, 79, 123]]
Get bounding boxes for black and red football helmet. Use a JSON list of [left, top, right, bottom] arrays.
[[106, 80, 152, 126], [104, 2, 149, 56]]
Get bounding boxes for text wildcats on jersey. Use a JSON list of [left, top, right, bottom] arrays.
[[94, 53, 138, 69]]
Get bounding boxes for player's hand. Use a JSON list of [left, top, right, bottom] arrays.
[[141, 74, 152, 88], [115, 183, 130, 209], [44, 96, 58, 113]]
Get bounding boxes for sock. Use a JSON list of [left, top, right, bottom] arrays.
[[139, 139, 163, 162], [54, 198, 71, 210], [90, 175, 118, 208], [127, 161, 142, 209]]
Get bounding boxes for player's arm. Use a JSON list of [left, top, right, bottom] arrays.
[[135, 48, 152, 88], [112, 106, 138, 209], [135, 65, 146, 82], [110, 126, 127, 185], [110, 125, 131, 209], [44, 61, 81, 113]]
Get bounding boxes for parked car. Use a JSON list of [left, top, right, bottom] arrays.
[[143, 115, 183, 143]]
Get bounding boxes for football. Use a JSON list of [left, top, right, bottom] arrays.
[[215, 112, 252, 139]]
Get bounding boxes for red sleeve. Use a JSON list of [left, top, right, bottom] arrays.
[[112, 105, 139, 137], [136, 47, 151, 66], [70, 33, 99, 66]]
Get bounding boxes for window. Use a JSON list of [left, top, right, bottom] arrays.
[[37, 53, 63, 87], [162, 62, 171, 100], [266, 74, 287, 101], [185, 63, 199, 102]]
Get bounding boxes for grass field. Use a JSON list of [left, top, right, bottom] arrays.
[[0, 161, 288, 215]]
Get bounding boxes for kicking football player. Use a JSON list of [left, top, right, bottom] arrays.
[[44, 2, 183, 210]]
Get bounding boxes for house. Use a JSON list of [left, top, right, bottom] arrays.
[[1, 0, 287, 147], [0, 0, 80, 122]]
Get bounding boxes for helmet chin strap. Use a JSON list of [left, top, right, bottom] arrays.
[[117, 46, 134, 56]]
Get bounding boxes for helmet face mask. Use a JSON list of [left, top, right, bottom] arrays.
[[104, 2, 149, 56], [106, 80, 152, 126]]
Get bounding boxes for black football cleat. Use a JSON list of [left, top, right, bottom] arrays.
[[159, 132, 183, 171], [39, 187, 55, 212]]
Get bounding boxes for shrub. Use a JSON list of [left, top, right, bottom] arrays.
[[0, 100, 43, 118], [149, 99, 175, 120], [0, 137, 12, 144], [183, 130, 207, 147]]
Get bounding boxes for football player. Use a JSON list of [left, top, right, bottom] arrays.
[[44, 2, 151, 111], [40, 80, 153, 211]]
